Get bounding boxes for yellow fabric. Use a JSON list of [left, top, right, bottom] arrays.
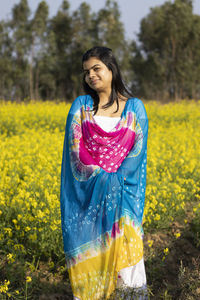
[[68, 217, 143, 300]]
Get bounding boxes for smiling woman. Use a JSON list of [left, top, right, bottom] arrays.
[[82, 47, 133, 117], [60, 46, 148, 300]]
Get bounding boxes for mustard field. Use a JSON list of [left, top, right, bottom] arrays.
[[0, 100, 200, 298]]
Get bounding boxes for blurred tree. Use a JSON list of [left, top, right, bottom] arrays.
[[36, 30, 57, 100], [49, 0, 72, 100], [9, 0, 31, 100], [131, 0, 200, 100], [182, 13, 200, 99], [30, 0, 49, 100], [0, 21, 13, 100], [95, 0, 125, 61]]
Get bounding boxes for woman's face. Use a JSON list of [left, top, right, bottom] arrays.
[[83, 57, 112, 93]]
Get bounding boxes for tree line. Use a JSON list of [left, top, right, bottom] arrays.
[[0, 0, 199, 102]]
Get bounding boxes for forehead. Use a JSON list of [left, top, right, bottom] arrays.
[[83, 57, 105, 70]]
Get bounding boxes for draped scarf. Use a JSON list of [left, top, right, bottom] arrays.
[[60, 95, 148, 300]]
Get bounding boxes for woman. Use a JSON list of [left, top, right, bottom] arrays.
[[60, 46, 148, 300]]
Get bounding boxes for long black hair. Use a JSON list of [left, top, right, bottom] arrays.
[[82, 46, 133, 114]]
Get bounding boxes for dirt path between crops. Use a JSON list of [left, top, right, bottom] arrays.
[[144, 220, 200, 299]]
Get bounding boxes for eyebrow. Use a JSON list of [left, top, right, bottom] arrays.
[[83, 64, 101, 72]]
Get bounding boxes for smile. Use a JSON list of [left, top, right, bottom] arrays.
[[90, 79, 99, 85]]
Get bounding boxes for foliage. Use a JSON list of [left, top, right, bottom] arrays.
[[0, 0, 200, 101], [132, 0, 200, 100], [0, 0, 127, 101]]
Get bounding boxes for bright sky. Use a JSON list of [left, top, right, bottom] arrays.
[[0, 0, 199, 39]]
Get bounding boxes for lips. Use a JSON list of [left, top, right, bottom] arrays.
[[90, 79, 99, 85]]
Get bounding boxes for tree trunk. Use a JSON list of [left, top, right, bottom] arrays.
[[29, 44, 35, 100], [35, 66, 39, 100]]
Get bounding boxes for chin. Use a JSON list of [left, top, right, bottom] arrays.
[[90, 85, 102, 92]]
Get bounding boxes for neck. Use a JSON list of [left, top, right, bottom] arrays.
[[98, 90, 112, 106]]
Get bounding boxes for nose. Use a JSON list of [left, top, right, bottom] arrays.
[[88, 69, 95, 79]]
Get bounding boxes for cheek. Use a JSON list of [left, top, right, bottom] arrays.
[[84, 76, 94, 90], [84, 76, 90, 85], [105, 71, 112, 84]]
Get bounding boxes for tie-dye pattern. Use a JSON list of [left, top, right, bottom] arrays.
[[60, 95, 148, 300]]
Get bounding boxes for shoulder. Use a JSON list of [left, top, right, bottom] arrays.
[[69, 95, 92, 114], [128, 97, 148, 119], [71, 95, 89, 107]]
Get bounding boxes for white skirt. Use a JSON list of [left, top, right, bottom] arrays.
[[117, 258, 147, 288]]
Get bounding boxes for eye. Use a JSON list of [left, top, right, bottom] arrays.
[[94, 67, 100, 72], [83, 70, 89, 77]]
